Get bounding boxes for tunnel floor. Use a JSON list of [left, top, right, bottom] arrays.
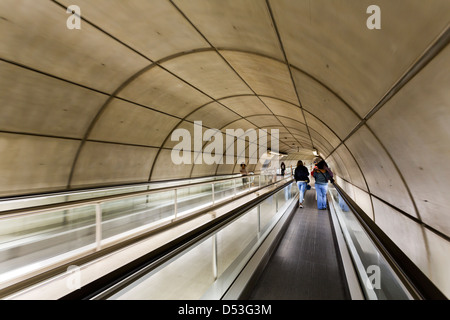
[[248, 190, 351, 300]]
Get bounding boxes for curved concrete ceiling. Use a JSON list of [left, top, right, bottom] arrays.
[[0, 0, 449, 296]]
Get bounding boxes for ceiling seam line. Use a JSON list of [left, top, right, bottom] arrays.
[[36, 0, 332, 186], [364, 25, 450, 120], [51, 0, 154, 63], [154, 61, 287, 141], [153, 46, 362, 115], [39, 4, 299, 183], [0, 53, 347, 149], [167, 0, 305, 151], [288, 63, 362, 119], [209, 50, 307, 149], [190, 116, 296, 176], [66, 62, 157, 189], [0, 130, 82, 142], [365, 123, 423, 223], [1, 48, 354, 145], [205, 118, 296, 173], [55, 0, 279, 156], [56, 0, 259, 142], [265, 0, 315, 151], [53, 0, 344, 180], [145, 82, 298, 181], [326, 25, 450, 162], [338, 176, 450, 243], [0, 57, 110, 96], [363, 123, 429, 258], [152, 46, 361, 117], [146, 95, 293, 181]]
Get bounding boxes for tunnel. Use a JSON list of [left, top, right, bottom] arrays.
[[0, 0, 449, 299]]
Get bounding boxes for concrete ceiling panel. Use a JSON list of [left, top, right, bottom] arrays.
[[0, 2, 448, 297], [277, 117, 308, 134], [161, 51, 252, 99], [221, 50, 298, 104], [173, 0, 283, 59], [310, 130, 334, 157], [0, 62, 106, 139], [192, 130, 229, 166], [0, 133, 80, 197], [191, 163, 219, 178], [88, 99, 180, 147], [216, 163, 236, 176], [292, 68, 360, 140], [150, 149, 194, 181], [59, 0, 210, 61], [246, 115, 282, 128], [368, 46, 450, 236], [372, 197, 428, 274], [219, 96, 270, 117], [270, 0, 450, 116], [334, 175, 355, 200], [281, 150, 316, 161], [353, 187, 374, 220], [220, 118, 258, 135], [304, 113, 341, 148], [287, 127, 310, 138], [70, 142, 157, 188], [187, 102, 242, 129], [0, 0, 150, 93], [118, 66, 212, 118], [346, 125, 416, 216], [164, 121, 207, 151], [292, 135, 313, 147], [311, 141, 331, 159], [259, 97, 305, 123], [334, 145, 367, 191]]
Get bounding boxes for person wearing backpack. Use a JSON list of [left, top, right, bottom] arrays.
[[294, 160, 309, 208], [313, 160, 332, 210]]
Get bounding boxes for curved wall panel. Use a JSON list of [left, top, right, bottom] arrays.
[[0, 0, 448, 297]]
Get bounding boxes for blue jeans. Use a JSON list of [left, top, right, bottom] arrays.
[[297, 181, 307, 203], [315, 183, 328, 209]]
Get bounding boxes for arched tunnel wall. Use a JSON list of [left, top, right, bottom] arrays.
[[0, 0, 449, 297]]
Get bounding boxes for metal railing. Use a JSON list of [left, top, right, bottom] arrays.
[[59, 178, 298, 300], [329, 182, 447, 300], [0, 173, 290, 292]]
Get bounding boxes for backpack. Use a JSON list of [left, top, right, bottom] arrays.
[[294, 166, 309, 182]]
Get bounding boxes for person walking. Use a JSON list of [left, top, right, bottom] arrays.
[[312, 160, 332, 210], [294, 160, 309, 208], [240, 163, 248, 186], [280, 162, 286, 176]]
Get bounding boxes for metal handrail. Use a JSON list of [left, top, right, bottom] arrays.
[[59, 178, 295, 300], [332, 182, 447, 300], [0, 174, 288, 219], [0, 173, 241, 202]]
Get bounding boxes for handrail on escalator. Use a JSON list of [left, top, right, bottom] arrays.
[[332, 182, 447, 300], [0, 174, 291, 299], [0, 173, 276, 218], [59, 178, 295, 300]]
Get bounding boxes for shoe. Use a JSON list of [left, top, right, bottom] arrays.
[[299, 203, 303, 208]]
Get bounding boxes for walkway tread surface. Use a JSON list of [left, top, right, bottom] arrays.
[[248, 190, 351, 300]]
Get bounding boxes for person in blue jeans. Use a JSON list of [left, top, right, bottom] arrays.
[[294, 160, 309, 208], [312, 160, 332, 210]]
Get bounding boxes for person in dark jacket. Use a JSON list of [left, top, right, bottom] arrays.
[[294, 160, 309, 208], [313, 160, 332, 210]]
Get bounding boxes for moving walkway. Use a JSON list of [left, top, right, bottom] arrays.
[[0, 174, 445, 300]]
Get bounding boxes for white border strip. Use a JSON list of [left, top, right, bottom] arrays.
[[327, 193, 365, 300]]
